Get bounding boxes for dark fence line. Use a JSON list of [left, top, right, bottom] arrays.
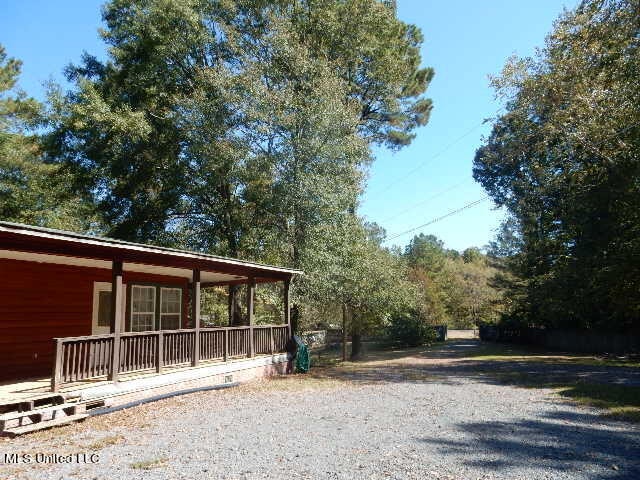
[[304, 324, 448, 348], [433, 325, 448, 342], [479, 325, 640, 354]]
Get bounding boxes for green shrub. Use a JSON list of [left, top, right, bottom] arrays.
[[386, 312, 437, 347]]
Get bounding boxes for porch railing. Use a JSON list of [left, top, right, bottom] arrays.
[[52, 325, 290, 391]]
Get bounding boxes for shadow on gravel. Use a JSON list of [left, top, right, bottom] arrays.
[[306, 340, 640, 479], [312, 340, 640, 388], [417, 409, 640, 480], [311, 340, 640, 422]]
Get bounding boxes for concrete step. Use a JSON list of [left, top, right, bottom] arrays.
[[1, 414, 88, 437]]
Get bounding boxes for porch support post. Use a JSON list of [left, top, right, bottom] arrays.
[[192, 269, 201, 367], [248, 277, 255, 357], [270, 326, 275, 354], [247, 278, 255, 325], [284, 278, 291, 338], [108, 260, 124, 382], [51, 338, 63, 392], [228, 285, 236, 326]]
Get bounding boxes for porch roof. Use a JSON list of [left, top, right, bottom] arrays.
[[0, 221, 302, 284]]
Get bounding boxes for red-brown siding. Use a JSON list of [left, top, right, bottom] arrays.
[[0, 258, 189, 382]]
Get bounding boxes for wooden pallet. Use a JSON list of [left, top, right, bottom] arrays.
[[0, 393, 64, 414], [0, 393, 90, 437], [1, 413, 89, 437]]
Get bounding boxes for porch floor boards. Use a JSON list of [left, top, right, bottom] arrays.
[[0, 355, 250, 403]]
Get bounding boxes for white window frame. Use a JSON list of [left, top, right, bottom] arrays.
[[130, 285, 156, 332], [160, 287, 182, 330]]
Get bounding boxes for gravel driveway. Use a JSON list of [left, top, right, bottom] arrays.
[[1, 341, 639, 480]]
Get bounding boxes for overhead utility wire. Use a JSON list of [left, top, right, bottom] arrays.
[[379, 178, 472, 223], [383, 120, 640, 243], [385, 196, 489, 242], [373, 121, 485, 195]]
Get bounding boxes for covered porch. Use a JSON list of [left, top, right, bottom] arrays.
[[51, 323, 291, 392], [50, 258, 294, 393], [0, 222, 301, 400]]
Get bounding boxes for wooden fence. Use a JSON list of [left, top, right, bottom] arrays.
[[52, 325, 290, 391], [479, 325, 640, 354]]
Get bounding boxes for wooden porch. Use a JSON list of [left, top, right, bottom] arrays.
[[0, 221, 301, 435], [46, 257, 295, 393], [0, 332, 292, 436], [51, 324, 291, 391]]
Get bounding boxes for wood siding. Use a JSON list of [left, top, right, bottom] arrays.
[[0, 258, 189, 381]]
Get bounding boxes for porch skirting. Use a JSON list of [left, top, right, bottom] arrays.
[[74, 353, 292, 405]]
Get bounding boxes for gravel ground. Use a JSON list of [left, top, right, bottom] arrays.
[[1, 341, 639, 480]]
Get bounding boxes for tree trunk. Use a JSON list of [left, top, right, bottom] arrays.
[[290, 304, 300, 335], [228, 284, 243, 326], [350, 311, 362, 360], [341, 303, 348, 361]]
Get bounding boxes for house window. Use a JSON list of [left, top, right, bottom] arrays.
[[160, 288, 182, 330], [97, 291, 112, 327], [130, 285, 156, 332]]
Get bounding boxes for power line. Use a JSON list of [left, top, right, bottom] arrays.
[[385, 196, 489, 242], [381, 117, 639, 244], [372, 121, 485, 195], [378, 177, 472, 223]]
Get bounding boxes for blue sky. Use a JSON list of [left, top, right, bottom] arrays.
[[1, 0, 577, 251], [364, 0, 579, 251]]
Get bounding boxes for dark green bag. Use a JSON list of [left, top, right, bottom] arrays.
[[293, 335, 310, 373]]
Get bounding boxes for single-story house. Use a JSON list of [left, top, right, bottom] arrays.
[[0, 221, 300, 435]]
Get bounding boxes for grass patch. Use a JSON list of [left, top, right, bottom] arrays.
[[261, 373, 348, 391], [316, 341, 640, 421], [130, 457, 168, 470], [469, 343, 546, 359], [470, 342, 640, 368], [310, 345, 344, 368], [309, 341, 447, 368], [487, 363, 640, 423], [88, 434, 124, 450], [558, 383, 640, 422]]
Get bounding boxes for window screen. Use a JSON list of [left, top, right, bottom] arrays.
[[97, 291, 112, 327], [160, 288, 182, 330], [131, 285, 156, 332]]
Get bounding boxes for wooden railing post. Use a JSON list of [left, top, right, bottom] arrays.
[[247, 278, 255, 357], [270, 326, 275, 355], [284, 278, 291, 338], [192, 269, 201, 367], [51, 338, 64, 392], [109, 260, 124, 382], [157, 331, 164, 373], [224, 328, 229, 362]]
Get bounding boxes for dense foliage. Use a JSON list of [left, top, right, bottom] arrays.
[[1, 1, 439, 357], [0, 46, 95, 230], [474, 0, 640, 331], [404, 234, 505, 328], [386, 311, 437, 347], [1, 1, 514, 355]]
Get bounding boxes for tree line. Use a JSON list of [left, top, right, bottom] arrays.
[[475, 0, 639, 333], [2, 0, 506, 357], [5, 0, 631, 354]]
